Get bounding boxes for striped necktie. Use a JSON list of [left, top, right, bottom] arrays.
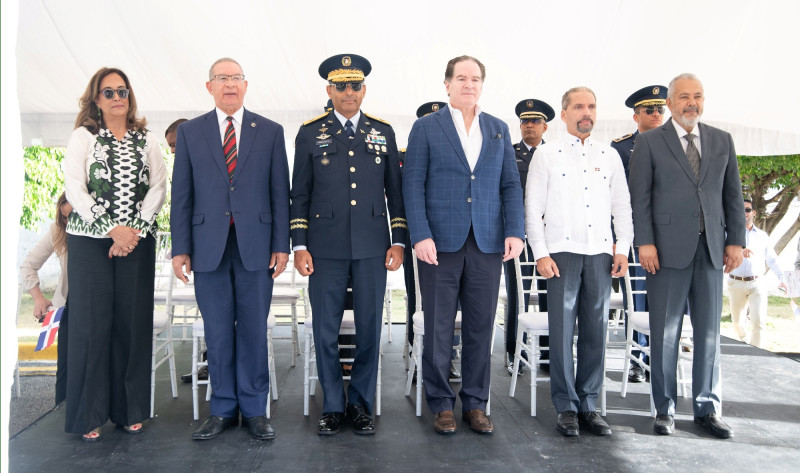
[[224, 116, 237, 181]]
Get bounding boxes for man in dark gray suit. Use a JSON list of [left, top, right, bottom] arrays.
[[629, 73, 745, 439]]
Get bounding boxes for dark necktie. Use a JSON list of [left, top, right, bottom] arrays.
[[224, 116, 237, 181], [345, 119, 355, 138], [685, 133, 704, 232]]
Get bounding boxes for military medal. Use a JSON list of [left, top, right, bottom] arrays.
[[321, 157, 330, 165]]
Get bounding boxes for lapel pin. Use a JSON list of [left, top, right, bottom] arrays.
[[496, 133, 502, 138], [251, 122, 256, 127]]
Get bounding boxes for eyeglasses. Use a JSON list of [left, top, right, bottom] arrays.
[[520, 118, 544, 124], [100, 88, 130, 100], [330, 82, 363, 92], [641, 106, 665, 115], [744, 208, 754, 213], [212, 74, 245, 83]]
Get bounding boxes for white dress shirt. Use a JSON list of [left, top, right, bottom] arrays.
[[525, 134, 633, 259], [448, 104, 482, 171], [671, 118, 702, 157], [333, 109, 362, 131], [730, 225, 784, 281], [215, 107, 244, 144]]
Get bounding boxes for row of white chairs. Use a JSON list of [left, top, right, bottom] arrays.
[[153, 232, 693, 421]]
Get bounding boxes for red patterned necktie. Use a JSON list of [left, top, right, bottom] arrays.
[[224, 116, 237, 181]]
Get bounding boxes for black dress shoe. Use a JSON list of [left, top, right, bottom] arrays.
[[181, 366, 209, 383], [346, 404, 375, 435], [556, 411, 579, 437], [628, 365, 646, 383], [578, 411, 612, 436], [654, 414, 674, 435], [318, 412, 344, 436], [694, 413, 733, 439], [243, 416, 275, 441], [192, 415, 238, 440]]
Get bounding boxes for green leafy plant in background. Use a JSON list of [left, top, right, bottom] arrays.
[[21, 146, 65, 231], [738, 154, 800, 255], [21, 145, 174, 232]]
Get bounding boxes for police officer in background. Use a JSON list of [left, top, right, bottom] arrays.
[[291, 54, 407, 436], [611, 85, 667, 383], [505, 98, 554, 375]]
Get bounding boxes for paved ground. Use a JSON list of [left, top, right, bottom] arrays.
[[9, 325, 800, 473]]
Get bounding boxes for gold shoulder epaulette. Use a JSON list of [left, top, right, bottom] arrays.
[[612, 133, 633, 143], [303, 113, 328, 126], [364, 113, 390, 126]]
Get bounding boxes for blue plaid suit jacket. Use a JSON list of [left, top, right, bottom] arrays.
[[402, 106, 524, 253]]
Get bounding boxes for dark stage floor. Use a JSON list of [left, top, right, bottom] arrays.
[[9, 325, 800, 473]]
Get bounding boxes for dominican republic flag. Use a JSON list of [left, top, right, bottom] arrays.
[[35, 306, 65, 351]]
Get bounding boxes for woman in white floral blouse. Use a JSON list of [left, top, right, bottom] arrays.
[[63, 67, 166, 442]]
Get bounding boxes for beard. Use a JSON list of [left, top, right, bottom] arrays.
[[577, 119, 593, 134], [673, 106, 701, 128]]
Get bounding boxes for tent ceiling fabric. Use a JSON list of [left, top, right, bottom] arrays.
[[15, 0, 800, 154]]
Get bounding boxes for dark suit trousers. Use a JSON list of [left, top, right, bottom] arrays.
[[419, 230, 501, 414], [546, 252, 612, 413], [65, 234, 154, 434], [504, 243, 549, 363], [647, 233, 722, 417], [309, 256, 385, 414], [194, 225, 272, 418]]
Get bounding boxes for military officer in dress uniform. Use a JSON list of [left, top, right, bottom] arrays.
[[504, 99, 555, 375], [611, 85, 667, 383], [291, 54, 407, 436]]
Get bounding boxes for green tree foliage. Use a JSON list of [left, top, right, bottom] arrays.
[[738, 154, 800, 255], [21, 145, 174, 232], [21, 146, 65, 231]]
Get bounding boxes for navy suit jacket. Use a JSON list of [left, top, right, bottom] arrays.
[[629, 121, 745, 269], [403, 106, 524, 253], [171, 108, 290, 272]]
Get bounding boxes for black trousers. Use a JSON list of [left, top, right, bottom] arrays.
[[64, 234, 154, 434], [419, 229, 501, 413], [55, 301, 69, 405]]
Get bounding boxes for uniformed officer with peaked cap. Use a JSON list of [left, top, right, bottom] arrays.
[[505, 98, 555, 376], [291, 53, 406, 436], [611, 84, 667, 383]]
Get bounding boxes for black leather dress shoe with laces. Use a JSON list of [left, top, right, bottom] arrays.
[[243, 416, 275, 440], [578, 411, 612, 436], [556, 411, 579, 437], [695, 413, 733, 439], [346, 404, 375, 435], [192, 415, 238, 440], [318, 412, 344, 436]]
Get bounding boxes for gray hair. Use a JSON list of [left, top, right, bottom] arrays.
[[208, 57, 243, 80], [561, 86, 596, 110], [667, 73, 701, 99]]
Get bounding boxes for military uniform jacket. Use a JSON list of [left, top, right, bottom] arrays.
[[290, 110, 407, 260], [610, 130, 637, 181], [514, 139, 543, 198]]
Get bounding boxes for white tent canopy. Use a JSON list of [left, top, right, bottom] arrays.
[[14, 0, 800, 155]]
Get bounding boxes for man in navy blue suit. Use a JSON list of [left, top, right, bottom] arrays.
[[403, 55, 525, 435], [291, 54, 406, 436], [171, 57, 290, 441]]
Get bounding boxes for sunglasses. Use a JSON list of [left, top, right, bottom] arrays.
[[100, 88, 130, 100], [641, 106, 665, 115], [330, 82, 363, 92], [520, 118, 544, 124], [744, 208, 754, 213]]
